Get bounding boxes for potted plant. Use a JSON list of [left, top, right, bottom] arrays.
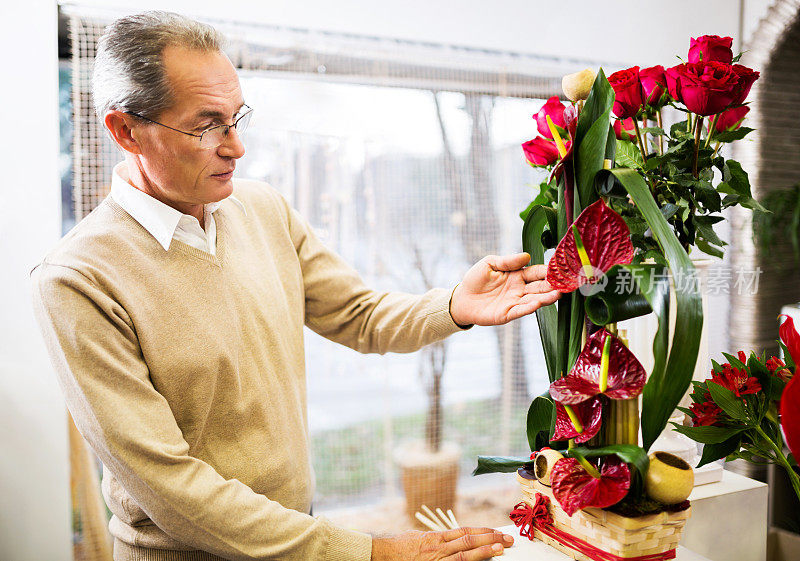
[[473, 35, 764, 559]]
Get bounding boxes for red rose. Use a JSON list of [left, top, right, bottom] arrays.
[[608, 66, 645, 119], [535, 96, 568, 139], [613, 117, 637, 141], [639, 65, 667, 107], [689, 401, 724, 426], [731, 64, 760, 105], [689, 35, 734, 64], [667, 62, 742, 116], [522, 136, 563, 166], [712, 105, 749, 132]]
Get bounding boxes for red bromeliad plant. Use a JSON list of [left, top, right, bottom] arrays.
[[674, 315, 800, 502], [475, 34, 763, 520]]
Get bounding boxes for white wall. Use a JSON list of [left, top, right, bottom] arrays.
[[0, 0, 70, 559], [0, 0, 778, 559]]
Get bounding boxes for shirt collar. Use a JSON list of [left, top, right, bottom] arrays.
[[110, 162, 246, 251]]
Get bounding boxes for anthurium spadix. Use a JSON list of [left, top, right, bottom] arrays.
[[552, 397, 603, 443], [550, 329, 646, 404], [546, 199, 634, 293]]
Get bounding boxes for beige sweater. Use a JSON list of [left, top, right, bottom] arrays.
[[31, 179, 465, 561]]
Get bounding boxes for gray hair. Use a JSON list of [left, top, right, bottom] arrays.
[[92, 11, 226, 120]]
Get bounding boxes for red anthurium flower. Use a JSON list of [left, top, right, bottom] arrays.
[[546, 199, 634, 293], [552, 397, 603, 443], [711, 362, 761, 397], [550, 329, 646, 404], [550, 456, 631, 516], [689, 401, 724, 427], [779, 315, 800, 459], [535, 96, 568, 140], [688, 35, 734, 64]]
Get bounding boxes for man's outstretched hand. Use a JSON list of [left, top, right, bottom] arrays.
[[371, 527, 514, 561], [450, 252, 561, 327]]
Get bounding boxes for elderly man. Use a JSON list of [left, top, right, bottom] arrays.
[[32, 11, 560, 561]]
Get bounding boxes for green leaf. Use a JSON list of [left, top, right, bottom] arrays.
[[712, 127, 754, 143], [567, 444, 650, 477], [697, 435, 742, 467], [706, 381, 749, 422], [670, 423, 745, 444], [694, 238, 724, 258], [615, 140, 644, 169], [576, 68, 614, 146], [641, 126, 665, 136], [527, 396, 554, 451], [522, 205, 559, 382], [584, 264, 664, 325], [610, 168, 703, 451], [473, 455, 532, 475], [575, 112, 610, 213], [695, 215, 726, 246]]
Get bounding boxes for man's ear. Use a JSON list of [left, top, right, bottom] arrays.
[[104, 110, 144, 155]]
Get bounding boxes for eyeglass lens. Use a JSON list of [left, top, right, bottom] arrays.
[[199, 110, 252, 149]]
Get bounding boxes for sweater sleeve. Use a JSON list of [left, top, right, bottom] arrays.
[[31, 262, 372, 561], [284, 202, 469, 354]]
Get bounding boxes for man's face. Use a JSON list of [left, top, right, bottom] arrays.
[[130, 45, 246, 209]]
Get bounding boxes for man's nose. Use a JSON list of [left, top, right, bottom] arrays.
[[218, 126, 245, 159]]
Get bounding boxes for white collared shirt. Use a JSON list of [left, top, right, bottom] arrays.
[[109, 162, 245, 255]]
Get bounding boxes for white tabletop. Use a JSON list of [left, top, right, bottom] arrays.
[[495, 524, 712, 561]]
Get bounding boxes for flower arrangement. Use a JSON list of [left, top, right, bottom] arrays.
[[676, 315, 800, 502], [474, 35, 767, 559]]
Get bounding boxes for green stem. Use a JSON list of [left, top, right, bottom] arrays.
[[632, 117, 648, 164], [692, 115, 704, 178], [755, 425, 800, 502], [705, 114, 720, 148], [656, 110, 664, 156], [712, 141, 722, 159]]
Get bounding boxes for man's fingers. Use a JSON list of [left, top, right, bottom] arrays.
[[442, 530, 508, 555], [521, 263, 548, 282], [445, 542, 507, 560], [505, 291, 562, 322], [486, 252, 530, 272], [440, 527, 498, 542], [524, 279, 556, 294]]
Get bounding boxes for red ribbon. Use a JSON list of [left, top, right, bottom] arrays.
[[509, 494, 676, 561]]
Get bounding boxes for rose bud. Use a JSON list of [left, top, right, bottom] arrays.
[[711, 105, 749, 132], [562, 68, 597, 102], [731, 64, 760, 105], [613, 117, 637, 141], [522, 136, 561, 166], [689, 34, 734, 64], [640, 65, 667, 108], [608, 66, 645, 119], [665, 65, 684, 103], [534, 96, 568, 139]]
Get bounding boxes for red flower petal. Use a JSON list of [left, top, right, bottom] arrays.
[[552, 397, 603, 443], [550, 456, 631, 516], [549, 329, 646, 404], [546, 199, 634, 293], [779, 315, 800, 459], [780, 315, 800, 368]]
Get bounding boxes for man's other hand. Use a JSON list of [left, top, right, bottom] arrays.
[[371, 527, 514, 560], [450, 252, 561, 327]]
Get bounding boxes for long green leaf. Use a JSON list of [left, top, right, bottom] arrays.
[[575, 110, 610, 214], [611, 168, 703, 451], [576, 68, 614, 147], [473, 455, 532, 476], [522, 205, 559, 382]]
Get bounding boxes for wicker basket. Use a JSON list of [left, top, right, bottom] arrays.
[[517, 471, 691, 560]]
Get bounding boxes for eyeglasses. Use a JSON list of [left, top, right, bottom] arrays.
[[127, 104, 253, 149]]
